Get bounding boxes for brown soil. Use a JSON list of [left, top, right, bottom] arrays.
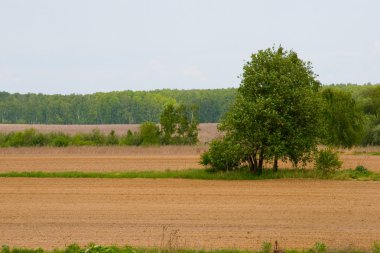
[[0, 178, 379, 250], [0, 146, 379, 172], [0, 146, 206, 172]]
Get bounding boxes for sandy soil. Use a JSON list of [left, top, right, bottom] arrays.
[[0, 146, 378, 172], [0, 178, 379, 250]]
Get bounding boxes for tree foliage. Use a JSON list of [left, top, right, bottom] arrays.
[[214, 46, 323, 173], [0, 89, 235, 124], [160, 104, 199, 144], [320, 88, 364, 148]]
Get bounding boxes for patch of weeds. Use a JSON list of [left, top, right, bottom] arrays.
[[259, 242, 271, 253]]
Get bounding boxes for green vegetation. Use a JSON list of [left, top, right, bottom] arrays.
[[0, 104, 199, 147], [160, 104, 198, 144], [1, 84, 380, 147], [314, 148, 343, 175], [204, 46, 323, 174], [353, 151, 380, 156], [0, 89, 235, 124], [1, 166, 379, 181], [1, 242, 380, 253]]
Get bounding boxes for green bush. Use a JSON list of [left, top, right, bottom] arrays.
[[106, 130, 119, 145], [86, 129, 106, 145], [355, 165, 369, 175], [2, 129, 47, 147], [259, 242, 272, 253], [139, 122, 160, 146], [120, 130, 142, 146], [200, 137, 245, 171], [363, 124, 380, 145], [314, 148, 342, 174], [50, 134, 70, 147], [312, 242, 327, 253]]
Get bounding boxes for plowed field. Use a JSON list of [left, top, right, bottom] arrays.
[[0, 146, 379, 172], [1, 178, 379, 250]]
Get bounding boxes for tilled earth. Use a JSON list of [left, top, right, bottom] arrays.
[[1, 178, 379, 250], [0, 147, 378, 172]]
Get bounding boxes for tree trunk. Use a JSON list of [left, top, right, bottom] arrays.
[[273, 156, 278, 172], [258, 150, 264, 175], [248, 155, 257, 174]]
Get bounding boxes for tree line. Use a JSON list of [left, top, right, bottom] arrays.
[[0, 89, 235, 124]]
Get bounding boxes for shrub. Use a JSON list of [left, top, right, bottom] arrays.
[[120, 130, 142, 146], [200, 137, 245, 171], [50, 134, 70, 147], [355, 165, 369, 175], [3, 129, 47, 147], [139, 122, 160, 146], [314, 148, 342, 174], [312, 242, 327, 253], [106, 130, 119, 145], [86, 129, 106, 145], [260, 242, 272, 253]]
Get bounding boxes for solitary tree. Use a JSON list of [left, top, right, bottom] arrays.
[[219, 46, 323, 174]]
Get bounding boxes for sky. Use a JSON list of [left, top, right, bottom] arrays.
[[0, 0, 379, 94]]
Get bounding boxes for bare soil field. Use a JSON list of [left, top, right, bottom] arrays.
[[0, 146, 206, 172], [0, 123, 220, 144], [0, 146, 379, 172], [0, 178, 379, 250]]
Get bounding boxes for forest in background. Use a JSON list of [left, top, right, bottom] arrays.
[[0, 84, 379, 124], [1, 84, 380, 146], [0, 89, 235, 124]]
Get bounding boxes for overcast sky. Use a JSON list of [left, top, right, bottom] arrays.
[[0, 0, 379, 94]]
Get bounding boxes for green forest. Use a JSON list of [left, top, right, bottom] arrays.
[[0, 89, 235, 124]]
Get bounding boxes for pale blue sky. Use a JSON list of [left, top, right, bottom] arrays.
[[0, 0, 379, 94]]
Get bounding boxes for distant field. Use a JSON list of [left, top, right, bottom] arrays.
[[0, 123, 220, 144]]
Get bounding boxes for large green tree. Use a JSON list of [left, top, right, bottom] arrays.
[[321, 88, 364, 148], [220, 46, 323, 174]]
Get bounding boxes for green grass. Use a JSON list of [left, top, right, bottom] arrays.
[[353, 151, 380, 156], [0, 167, 379, 181], [1, 242, 380, 253]]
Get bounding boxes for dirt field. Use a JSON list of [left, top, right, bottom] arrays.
[[0, 146, 379, 172], [0, 178, 379, 250], [0, 146, 206, 172]]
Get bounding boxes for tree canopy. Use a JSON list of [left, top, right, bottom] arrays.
[[209, 46, 323, 173]]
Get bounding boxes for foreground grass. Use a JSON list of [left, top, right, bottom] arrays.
[[1, 242, 380, 253], [0, 167, 379, 181]]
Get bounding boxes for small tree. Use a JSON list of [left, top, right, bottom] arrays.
[[160, 104, 177, 144], [139, 122, 160, 145], [159, 103, 199, 144]]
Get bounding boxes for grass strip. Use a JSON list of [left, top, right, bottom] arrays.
[[0, 168, 379, 181], [1, 242, 380, 253], [353, 151, 380, 156]]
